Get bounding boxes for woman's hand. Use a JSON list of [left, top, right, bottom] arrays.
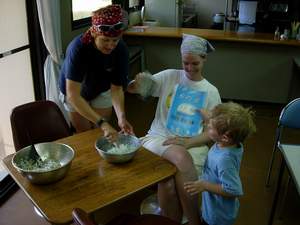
[[126, 73, 143, 94], [163, 137, 188, 148], [184, 180, 205, 196], [118, 118, 134, 135], [126, 72, 154, 98], [126, 79, 138, 94], [100, 122, 119, 142]]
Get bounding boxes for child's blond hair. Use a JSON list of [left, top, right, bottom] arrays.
[[209, 102, 256, 144]]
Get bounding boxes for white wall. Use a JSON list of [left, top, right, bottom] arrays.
[[0, 0, 35, 162]]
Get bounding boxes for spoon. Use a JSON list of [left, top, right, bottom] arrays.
[[26, 130, 42, 162]]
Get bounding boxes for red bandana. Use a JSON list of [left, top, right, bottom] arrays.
[[82, 4, 123, 44]]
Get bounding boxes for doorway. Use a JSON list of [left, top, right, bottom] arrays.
[[0, 0, 45, 169]]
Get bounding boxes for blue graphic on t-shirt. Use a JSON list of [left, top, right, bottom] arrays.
[[166, 84, 207, 137]]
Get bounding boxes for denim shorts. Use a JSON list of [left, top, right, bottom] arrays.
[[59, 90, 112, 112]]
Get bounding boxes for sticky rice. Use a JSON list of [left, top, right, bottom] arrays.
[[107, 144, 136, 154], [17, 158, 61, 172]]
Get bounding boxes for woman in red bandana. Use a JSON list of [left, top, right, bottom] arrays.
[[59, 5, 133, 140]]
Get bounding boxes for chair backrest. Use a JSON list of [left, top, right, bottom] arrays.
[[10, 100, 72, 151], [72, 208, 96, 225], [72, 208, 181, 225], [279, 98, 300, 129]]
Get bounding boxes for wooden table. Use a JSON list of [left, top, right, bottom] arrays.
[[268, 144, 300, 225], [2, 129, 176, 224]]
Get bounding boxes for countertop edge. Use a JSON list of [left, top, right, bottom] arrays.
[[124, 27, 300, 47]]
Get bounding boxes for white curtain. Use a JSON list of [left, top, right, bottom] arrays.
[[36, 0, 69, 123]]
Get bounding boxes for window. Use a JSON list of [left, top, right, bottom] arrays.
[[71, 0, 144, 30], [72, 0, 112, 29]]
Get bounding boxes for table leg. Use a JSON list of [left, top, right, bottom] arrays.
[[268, 155, 285, 225]]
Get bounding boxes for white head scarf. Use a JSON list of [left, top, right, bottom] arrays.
[[180, 34, 215, 56]]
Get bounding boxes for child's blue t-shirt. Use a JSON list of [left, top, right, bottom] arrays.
[[201, 143, 244, 225]]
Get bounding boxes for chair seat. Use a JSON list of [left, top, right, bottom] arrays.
[[73, 208, 181, 225], [140, 193, 188, 224], [107, 214, 181, 225]]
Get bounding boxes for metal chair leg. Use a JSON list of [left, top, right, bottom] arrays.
[[268, 156, 285, 225], [266, 145, 277, 187], [266, 128, 281, 187], [278, 174, 291, 219]]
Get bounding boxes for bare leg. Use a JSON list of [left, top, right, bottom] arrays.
[[158, 177, 182, 222], [162, 146, 201, 225]]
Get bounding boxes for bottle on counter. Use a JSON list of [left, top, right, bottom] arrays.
[[280, 29, 289, 40], [284, 29, 289, 38], [274, 26, 280, 40]]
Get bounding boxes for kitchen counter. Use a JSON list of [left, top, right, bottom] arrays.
[[124, 27, 300, 104], [125, 26, 300, 47]]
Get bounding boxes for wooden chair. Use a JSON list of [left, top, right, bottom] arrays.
[[72, 208, 96, 225], [10, 100, 72, 151], [0, 100, 72, 225], [72, 208, 181, 225]]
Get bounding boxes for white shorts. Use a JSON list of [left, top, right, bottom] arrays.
[[59, 90, 112, 112], [141, 134, 209, 176]]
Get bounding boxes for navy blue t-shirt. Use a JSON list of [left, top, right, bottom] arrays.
[[59, 34, 129, 101]]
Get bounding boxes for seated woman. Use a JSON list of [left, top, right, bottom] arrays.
[[127, 34, 221, 225]]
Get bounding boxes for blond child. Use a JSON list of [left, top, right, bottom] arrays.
[[184, 102, 256, 225]]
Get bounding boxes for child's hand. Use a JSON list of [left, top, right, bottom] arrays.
[[184, 180, 205, 195], [198, 109, 210, 121]]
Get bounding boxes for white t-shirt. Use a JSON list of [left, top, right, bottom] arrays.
[[148, 69, 221, 137]]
